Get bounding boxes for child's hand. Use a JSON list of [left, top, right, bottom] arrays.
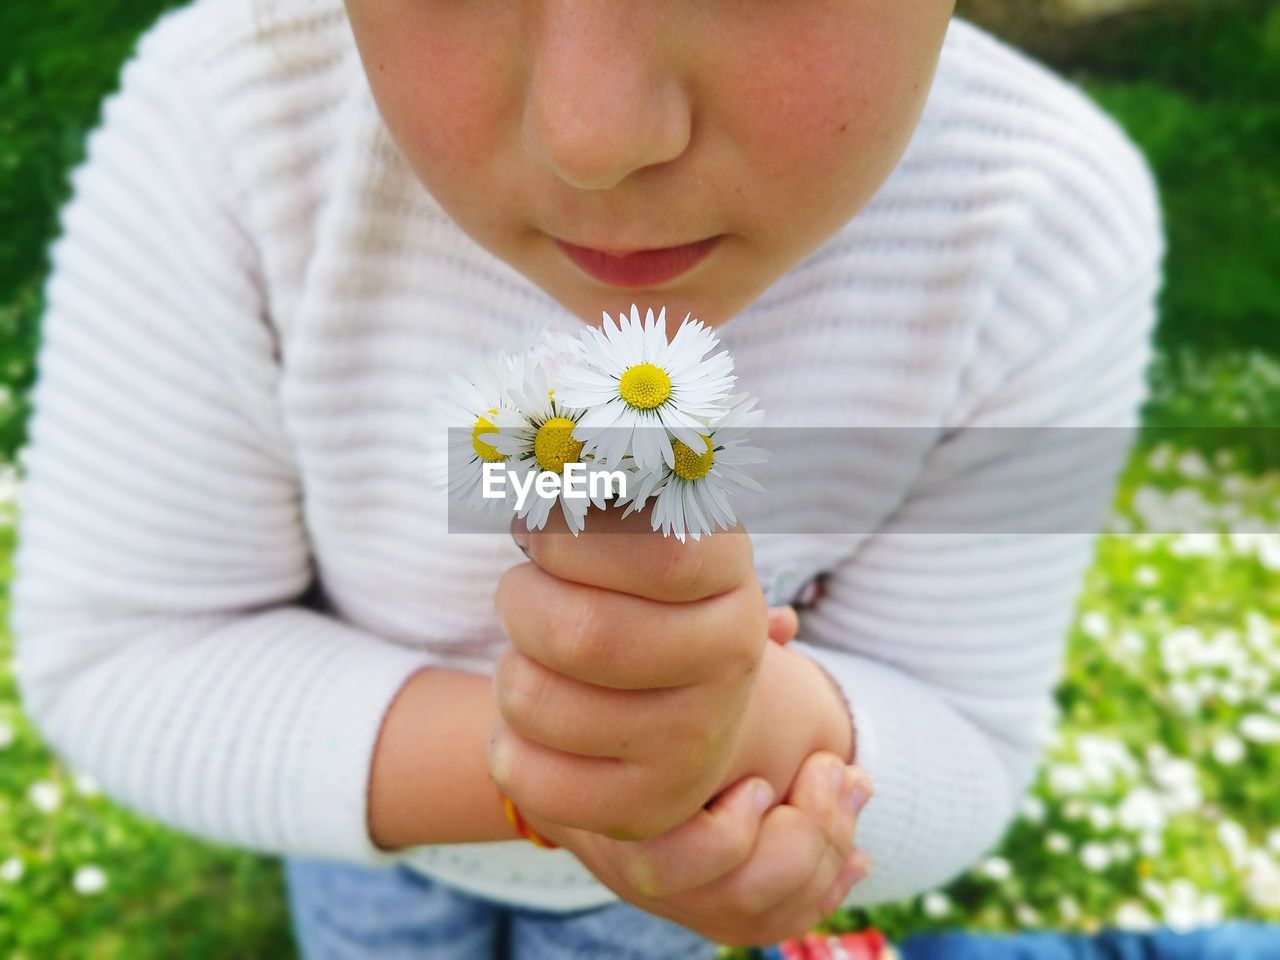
[[489, 508, 774, 840], [524, 751, 873, 948]]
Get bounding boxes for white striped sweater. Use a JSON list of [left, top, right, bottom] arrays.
[[10, 0, 1164, 912]]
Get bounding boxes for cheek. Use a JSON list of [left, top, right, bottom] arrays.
[[348, 5, 513, 189], [712, 7, 945, 206]]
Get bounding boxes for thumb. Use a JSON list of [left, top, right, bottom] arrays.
[[767, 605, 799, 645], [632, 778, 776, 899]]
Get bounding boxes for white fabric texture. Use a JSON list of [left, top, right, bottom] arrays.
[[10, 0, 1164, 912]]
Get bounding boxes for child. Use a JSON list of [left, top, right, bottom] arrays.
[[10, 0, 1164, 955]]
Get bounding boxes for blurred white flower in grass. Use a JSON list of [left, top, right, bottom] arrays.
[[1194, 675, 1218, 700], [1079, 611, 1109, 640], [1046, 832, 1072, 855], [1063, 800, 1087, 822], [1087, 804, 1115, 832], [1130, 487, 1217, 533], [1117, 629, 1146, 657], [1212, 734, 1246, 766], [1075, 734, 1139, 788], [1080, 841, 1112, 872], [1139, 834, 1164, 858], [72, 772, 101, 797], [1047, 764, 1087, 796], [1176, 450, 1210, 480], [1170, 532, 1222, 558], [1110, 839, 1134, 862], [1142, 879, 1223, 933], [1243, 666, 1270, 697], [72, 865, 107, 896], [27, 781, 61, 814], [1160, 627, 1203, 677], [1014, 904, 1042, 928], [1266, 695, 1280, 716], [1267, 828, 1280, 855], [1167, 681, 1200, 714], [0, 718, 13, 750], [1229, 534, 1280, 571], [1134, 565, 1159, 587], [1117, 787, 1166, 835], [1057, 895, 1081, 925], [1246, 611, 1275, 653], [0, 857, 23, 883], [1218, 819, 1250, 869], [1241, 714, 1280, 744], [976, 856, 1012, 882], [1146, 443, 1174, 472], [1114, 901, 1158, 931], [921, 891, 951, 919], [1148, 755, 1202, 813], [1219, 681, 1245, 706], [1019, 796, 1046, 823], [1245, 851, 1280, 910], [1105, 513, 1134, 534]]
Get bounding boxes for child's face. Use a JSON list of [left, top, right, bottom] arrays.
[[343, 1, 954, 328]]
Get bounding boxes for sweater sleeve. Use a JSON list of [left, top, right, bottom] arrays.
[[8, 28, 436, 865], [791, 172, 1165, 903]]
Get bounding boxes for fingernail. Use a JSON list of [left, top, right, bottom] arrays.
[[848, 785, 869, 817], [833, 852, 868, 892], [753, 780, 775, 814], [510, 518, 530, 554], [489, 736, 510, 785]]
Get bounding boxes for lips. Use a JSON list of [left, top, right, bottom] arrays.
[[554, 235, 721, 288]]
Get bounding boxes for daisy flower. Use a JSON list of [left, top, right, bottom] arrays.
[[555, 304, 736, 472], [618, 392, 768, 542], [486, 355, 627, 534], [427, 352, 525, 516]]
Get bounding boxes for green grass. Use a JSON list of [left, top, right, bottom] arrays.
[[0, 504, 294, 958], [1064, 0, 1280, 365]]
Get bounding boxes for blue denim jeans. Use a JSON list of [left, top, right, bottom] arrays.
[[283, 855, 721, 960]]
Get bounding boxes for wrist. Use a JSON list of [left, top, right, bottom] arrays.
[[721, 640, 855, 798]]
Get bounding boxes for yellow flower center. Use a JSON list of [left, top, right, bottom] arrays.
[[534, 417, 584, 474], [618, 363, 672, 410], [672, 435, 715, 481], [471, 410, 505, 463]]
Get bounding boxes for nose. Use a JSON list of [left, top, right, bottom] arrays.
[[521, 4, 692, 191]]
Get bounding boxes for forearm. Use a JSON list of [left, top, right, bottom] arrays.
[[368, 666, 517, 849]]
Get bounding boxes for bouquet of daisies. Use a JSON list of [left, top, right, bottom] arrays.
[[433, 304, 767, 542]]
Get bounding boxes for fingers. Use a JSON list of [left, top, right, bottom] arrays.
[[816, 849, 873, 917], [494, 562, 765, 690], [487, 721, 697, 839], [766, 605, 799, 645], [784, 752, 872, 861], [512, 509, 755, 602], [681, 802, 831, 920], [621, 776, 775, 899], [669, 756, 873, 942], [492, 643, 722, 762]]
